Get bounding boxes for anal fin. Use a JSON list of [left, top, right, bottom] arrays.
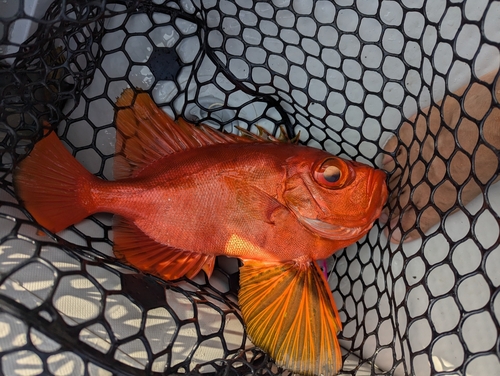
[[113, 217, 215, 280], [239, 260, 342, 376]]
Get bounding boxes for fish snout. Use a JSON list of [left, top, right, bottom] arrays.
[[366, 169, 389, 218]]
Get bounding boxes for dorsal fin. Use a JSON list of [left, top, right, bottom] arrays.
[[114, 89, 253, 179]]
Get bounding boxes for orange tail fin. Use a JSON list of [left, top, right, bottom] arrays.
[[13, 131, 98, 233]]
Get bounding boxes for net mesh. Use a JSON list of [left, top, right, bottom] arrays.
[[1, 0, 499, 375]]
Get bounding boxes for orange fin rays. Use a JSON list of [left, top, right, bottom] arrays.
[[222, 175, 285, 224], [113, 217, 215, 280], [13, 131, 98, 233], [236, 124, 299, 143], [239, 260, 342, 376], [114, 89, 253, 179]]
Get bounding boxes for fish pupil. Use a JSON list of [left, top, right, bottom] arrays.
[[323, 166, 341, 182]]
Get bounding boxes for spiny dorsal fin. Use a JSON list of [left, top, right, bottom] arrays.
[[236, 124, 300, 144], [114, 89, 292, 179]]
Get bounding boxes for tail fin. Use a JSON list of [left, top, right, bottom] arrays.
[[13, 131, 98, 233]]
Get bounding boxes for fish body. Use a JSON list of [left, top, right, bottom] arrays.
[[81, 142, 385, 262], [13, 89, 388, 376]]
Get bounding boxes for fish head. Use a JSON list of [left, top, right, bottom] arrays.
[[282, 150, 388, 243]]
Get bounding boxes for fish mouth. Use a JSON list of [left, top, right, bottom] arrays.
[[300, 217, 367, 240], [299, 169, 388, 240]]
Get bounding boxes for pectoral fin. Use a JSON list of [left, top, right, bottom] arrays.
[[239, 260, 342, 376], [222, 175, 286, 225]]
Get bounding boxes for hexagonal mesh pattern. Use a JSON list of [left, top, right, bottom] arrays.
[[1, 0, 499, 375]]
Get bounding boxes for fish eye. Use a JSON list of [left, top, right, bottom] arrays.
[[323, 166, 341, 183], [313, 158, 348, 189]]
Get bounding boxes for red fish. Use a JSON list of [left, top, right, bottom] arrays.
[[13, 89, 388, 376]]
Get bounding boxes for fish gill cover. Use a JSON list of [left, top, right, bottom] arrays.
[[0, 0, 499, 375]]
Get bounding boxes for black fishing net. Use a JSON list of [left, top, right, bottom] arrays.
[[1, 0, 499, 375]]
